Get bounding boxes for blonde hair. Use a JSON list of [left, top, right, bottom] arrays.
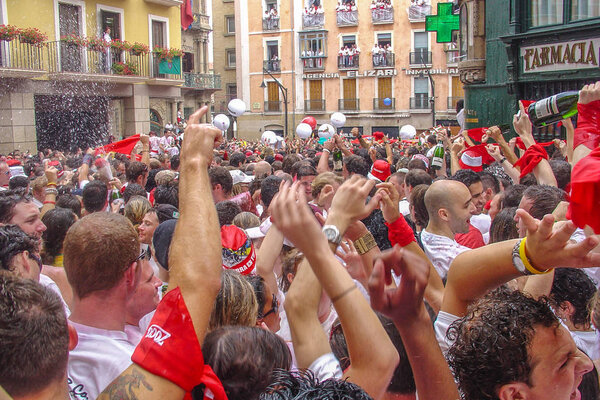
[[209, 269, 259, 330], [155, 170, 177, 186], [124, 195, 151, 229], [311, 172, 344, 200], [233, 212, 260, 229]]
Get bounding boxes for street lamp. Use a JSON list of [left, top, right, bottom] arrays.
[[260, 68, 288, 138]]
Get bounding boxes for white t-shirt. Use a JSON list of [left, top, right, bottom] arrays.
[[399, 198, 410, 217], [434, 310, 460, 354], [571, 330, 600, 361], [124, 311, 155, 346], [68, 321, 135, 400], [39, 273, 71, 317], [470, 213, 491, 244], [421, 229, 470, 280], [308, 352, 343, 381]]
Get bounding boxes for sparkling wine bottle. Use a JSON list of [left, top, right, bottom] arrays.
[[528, 91, 579, 127]]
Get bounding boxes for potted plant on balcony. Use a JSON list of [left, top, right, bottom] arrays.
[[112, 61, 138, 76], [86, 36, 109, 52], [152, 46, 183, 62], [130, 42, 149, 56], [61, 34, 85, 47], [110, 39, 130, 52], [0, 25, 20, 42], [19, 27, 48, 46]]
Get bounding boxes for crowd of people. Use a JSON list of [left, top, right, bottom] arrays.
[[303, 3, 325, 27], [263, 6, 280, 30], [1, 81, 600, 400], [338, 44, 361, 68]]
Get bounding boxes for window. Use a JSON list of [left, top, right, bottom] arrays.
[[227, 84, 237, 99], [412, 31, 430, 64], [100, 10, 121, 40], [571, 0, 600, 20], [182, 52, 194, 72], [226, 49, 236, 68], [265, 0, 277, 12], [377, 33, 391, 47], [225, 15, 235, 34], [266, 40, 278, 59], [530, 0, 564, 26], [266, 81, 280, 112], [300, 31, 327, 57], [413, 77, 429, 109]]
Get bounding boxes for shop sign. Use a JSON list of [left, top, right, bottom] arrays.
[[521, 38, 599, 74], [404, 68, 458, 75], [302, 69, 398, 79]]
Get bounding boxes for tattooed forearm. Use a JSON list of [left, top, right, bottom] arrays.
[[97, 366, 153, 400]]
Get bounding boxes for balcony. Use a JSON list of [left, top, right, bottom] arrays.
[[372, 52, 394, 68], [338, 98, 360, 112], [264, 100, 281, 113], [144, 0, 183, 6], [373, 97, 395, 112], [303, 13, 324, 28], [45, 41, 182, 84], [409, 51, 432, 66], [183, 72, 221, 90], [301, 56, 325, 72], [408, 3, 431, 22], [337, 54, 359, 70], [263, 59, 281, 73], [305, 99, 326, 113], [336, 10, 358, 26], [263, 16, 280, 31], [189, 13, 211, 31], [410, 96, 432, 110], [0, 38, 46, 78], [447, 97, 463, 110], [371, 7, 394, 24]]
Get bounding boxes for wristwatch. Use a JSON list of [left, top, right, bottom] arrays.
[[512, 239, 531, 276], [322, 225, 342, 246]]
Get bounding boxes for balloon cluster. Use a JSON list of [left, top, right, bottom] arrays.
[[294, 112, 348, 140]]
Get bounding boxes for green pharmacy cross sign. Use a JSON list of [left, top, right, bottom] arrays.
[[426, 2, 459, 43]]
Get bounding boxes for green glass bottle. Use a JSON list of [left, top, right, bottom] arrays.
[[528, 91, 579, 127], [333, 148, 343, 172], [431, 140, 444, 170]]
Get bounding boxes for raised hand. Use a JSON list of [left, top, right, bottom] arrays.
[[486, 144, 502, 161], [512, 102, 534, 147], [181, 106, 223, 166], [368, 245, 430, 323], [578, 81, 600, 105], [328, 175, 381, 233], [517, 209, 600, 270]]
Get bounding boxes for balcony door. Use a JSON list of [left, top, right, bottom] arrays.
[[413, 31, 429, 65], [59, 3, 82, 72], [267, 81, 280, 112], [377, 77, 392, 108], [309, 80, 323, 110], [151, 20, 166, 77], [343, 78, 357, 110]]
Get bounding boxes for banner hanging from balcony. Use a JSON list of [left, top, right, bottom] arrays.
[[159, 57, 181, 75], [425, 2, 459, 43], [181, 0, 194, 30]]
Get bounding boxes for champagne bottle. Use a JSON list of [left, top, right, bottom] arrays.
[[333, 148, 343, 172], [431, 140, 445, 170], [527, 91, 579, 127], [110, 185, 121, 203]]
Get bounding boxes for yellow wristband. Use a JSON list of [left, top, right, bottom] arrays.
[[519, 237, 551, 275]]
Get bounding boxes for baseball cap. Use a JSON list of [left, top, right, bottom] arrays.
[[229, 169, 254, 186], [221, 225, 256, 275], [368, 159, 391, 182]]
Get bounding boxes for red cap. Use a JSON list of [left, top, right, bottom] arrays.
[[373, 131, 385, 141], [6, 159, 21, 166], [459, 144, 496, 172], [368, 159, 391, 182], [274, 153, 283, 161], [220, 225, 256, 275], [245, 151, 253, 157]]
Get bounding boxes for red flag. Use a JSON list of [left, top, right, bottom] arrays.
[[95, 134, 141, 156], [465, 127, 487, 142], [181, 0, 194, 30], [567, 147, 600, 234]]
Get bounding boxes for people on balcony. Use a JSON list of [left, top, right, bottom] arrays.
[[264, 7, 280, 30], [338, 45, 359, 68], [336, 0, 358, 24], [371, 0, 393, 22], [372, 43, 394, 67], [268, 54, 280, 72], [102, 27, 112, 74], [302, 48, 324, 69], [303, 4, 324, 26], [408, 0, 431, 20]]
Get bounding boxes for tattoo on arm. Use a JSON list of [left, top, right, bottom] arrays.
[[97, 366, 153, 400]]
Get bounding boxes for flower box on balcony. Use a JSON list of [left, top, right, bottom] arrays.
[[0, 25, 20, 42], [19, 27, 48, 46]]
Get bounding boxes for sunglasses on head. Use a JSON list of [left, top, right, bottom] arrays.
[[262, 293, 279, 318], [136, 247, 152, 262]]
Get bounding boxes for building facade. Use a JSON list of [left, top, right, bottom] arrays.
[[211, 0, 236, 138], [0, 0, 219, 153], [233, 0, 462, 140], [457, 0, 600, 140]]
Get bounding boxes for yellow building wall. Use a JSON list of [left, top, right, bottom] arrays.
[[6, 0, 181, 47]]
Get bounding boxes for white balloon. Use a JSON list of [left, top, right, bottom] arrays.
[[330, 112, 346, 128], [227, 99, 246, 117], [213, 114, 230, 131], [261, 130, 277, 145], [399, 124, 417, 139], [318, 124, 335, 139], [296, 123, 312, 139]]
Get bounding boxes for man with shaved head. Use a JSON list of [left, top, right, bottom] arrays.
[[254, 161, 273, 178], [421, 180, 476, 279]]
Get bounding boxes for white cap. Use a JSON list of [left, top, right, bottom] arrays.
[[229, 169, 254, 186]]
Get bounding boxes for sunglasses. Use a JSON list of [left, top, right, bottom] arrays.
[[136, 247, 152, 262], [262, 293, 279, 318], [28, 253, 42, 271]]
